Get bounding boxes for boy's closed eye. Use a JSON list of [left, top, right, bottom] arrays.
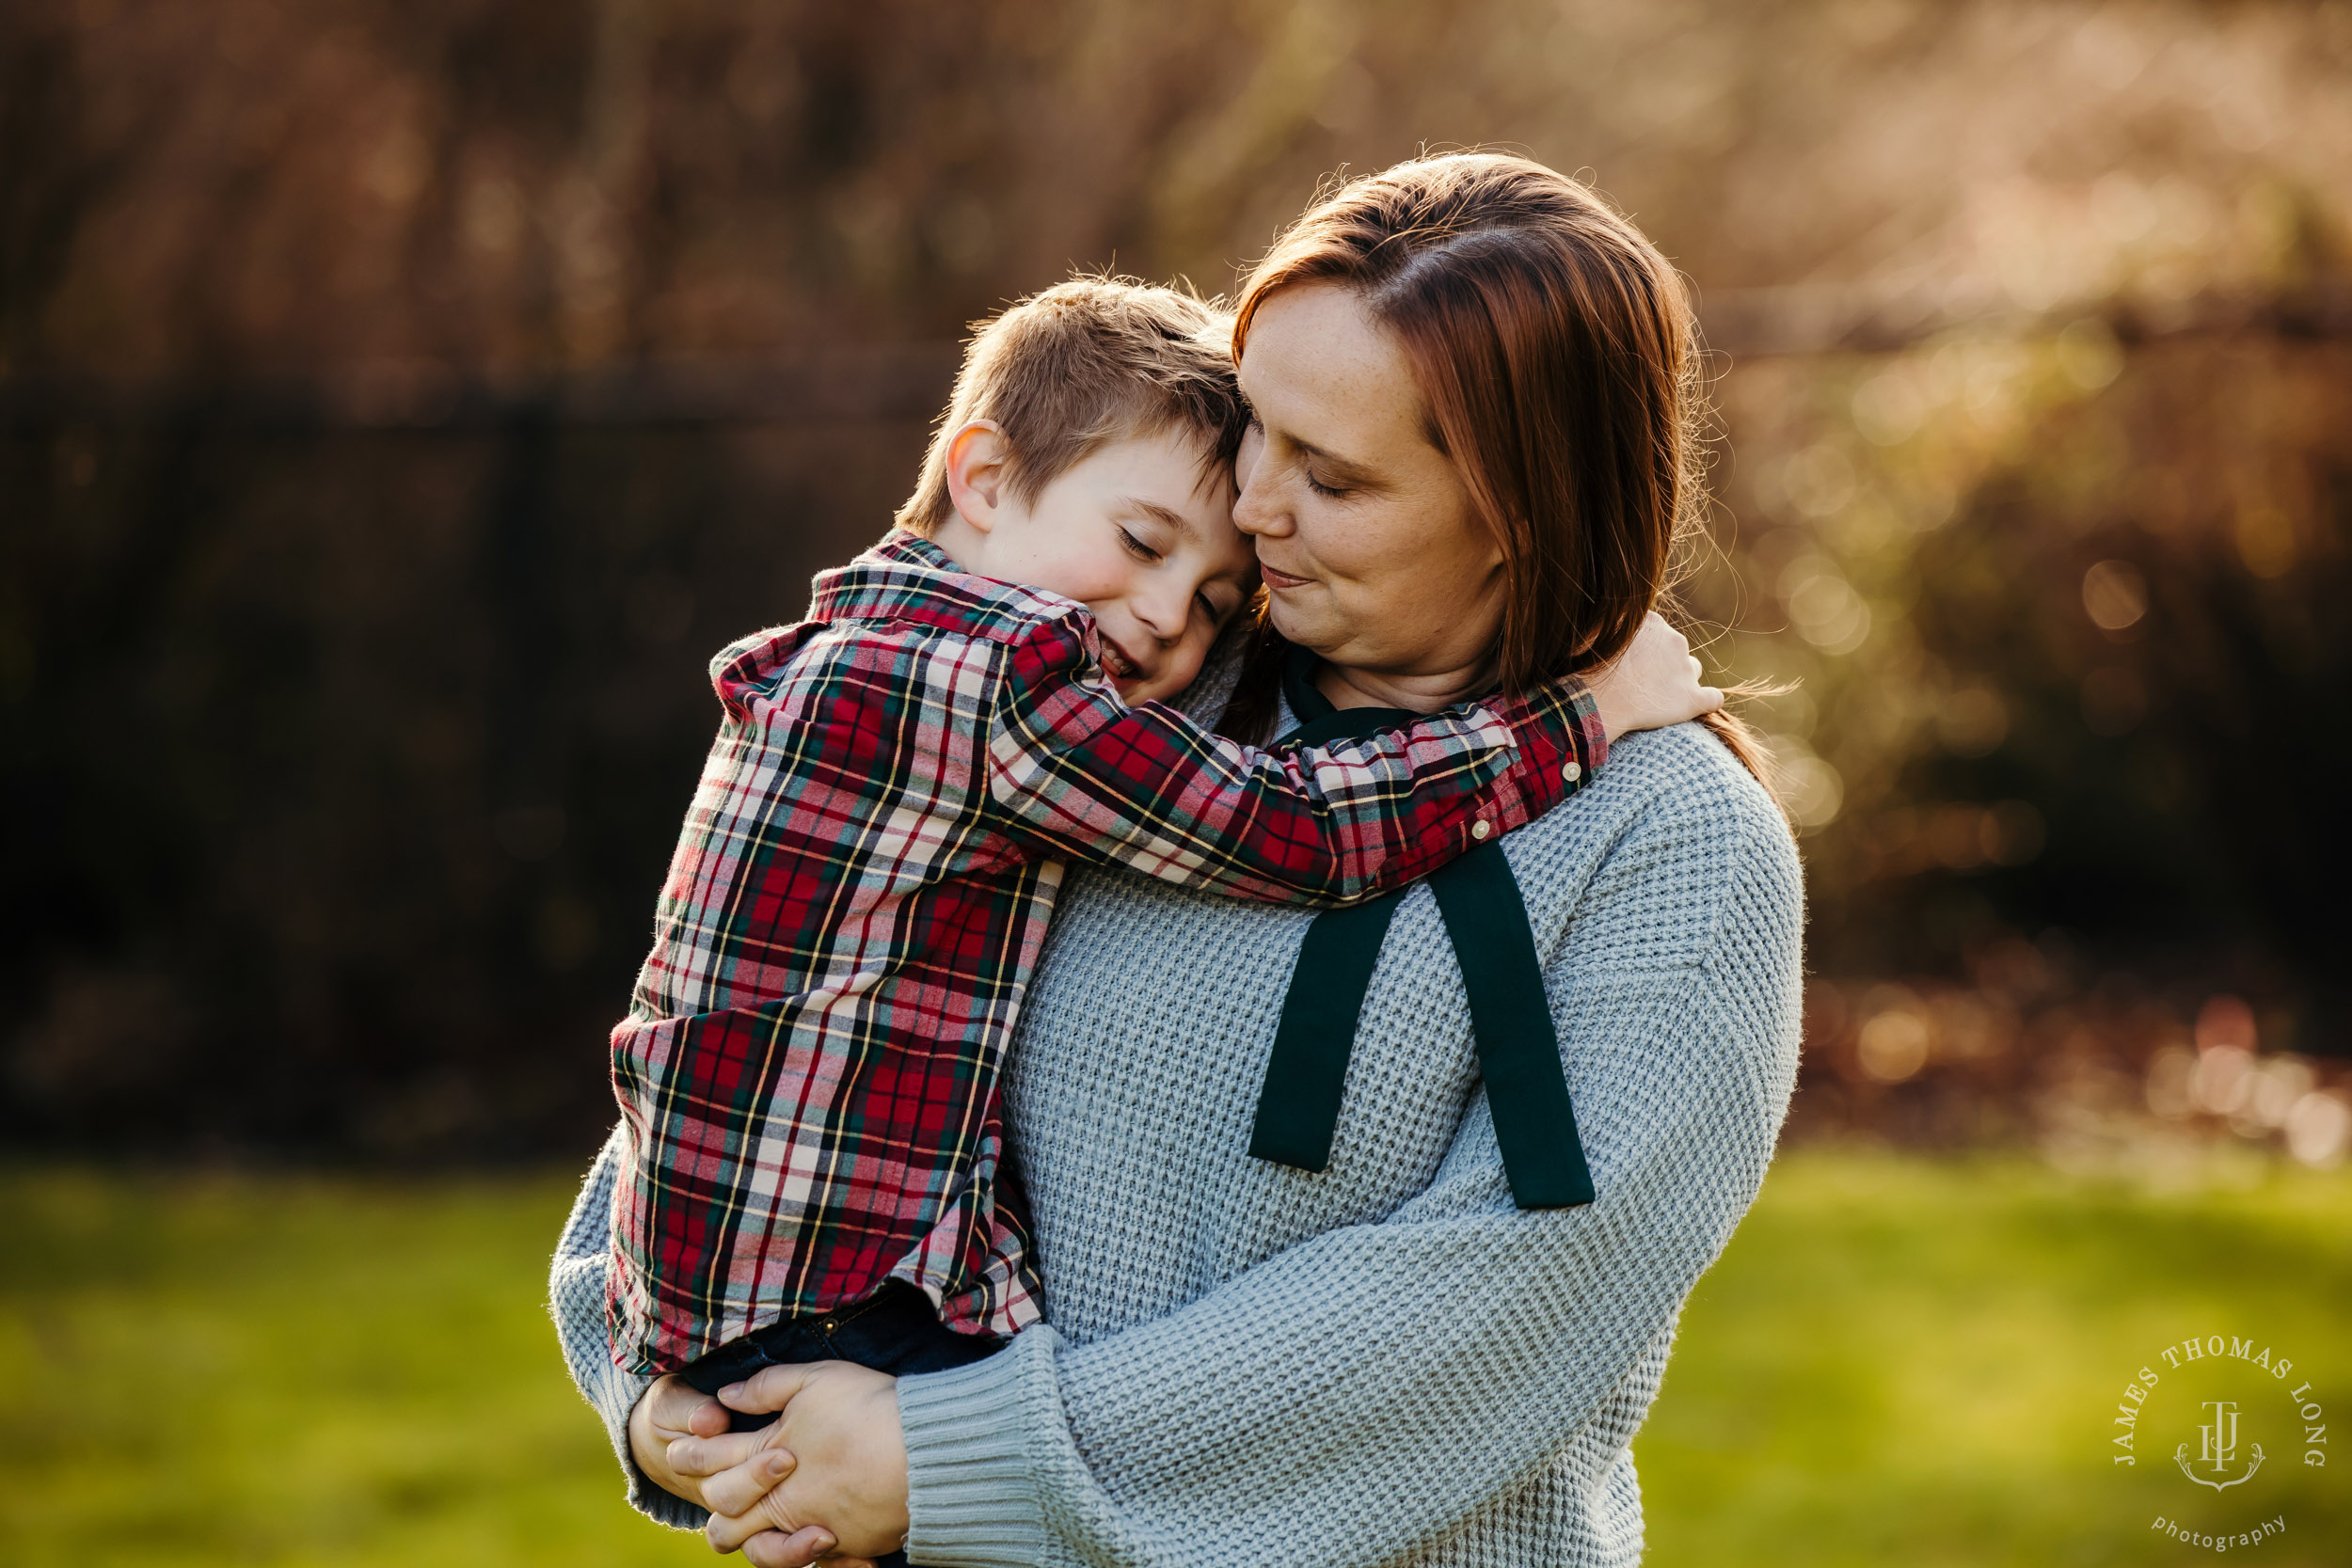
[[1199, 578, 1250, 630]]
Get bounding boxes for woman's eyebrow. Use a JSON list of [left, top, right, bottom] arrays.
[[1245, 390, 1387, 488]]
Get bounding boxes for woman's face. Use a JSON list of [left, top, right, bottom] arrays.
[[1232, 281, 1507, 706]]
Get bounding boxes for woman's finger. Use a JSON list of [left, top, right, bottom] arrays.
[[687, 1394, 736, 1438], [645, 1372, 726, 1434], [718, 1360, 825, 1417], [697, 1446, 798, 1518], [706, 1490, 810, 1555], [739, 1527, 871, 1568], [664, 1424, 778, 1480]]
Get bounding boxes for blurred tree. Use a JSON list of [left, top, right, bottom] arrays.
[[5, 0, 2350, 1156]]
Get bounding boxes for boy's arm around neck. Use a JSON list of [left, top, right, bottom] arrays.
[[981, 609, 1606, 906]]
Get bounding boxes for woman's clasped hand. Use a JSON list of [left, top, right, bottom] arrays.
[[629, 1367, 901, 1566]]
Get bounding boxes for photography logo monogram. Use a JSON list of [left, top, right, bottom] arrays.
[[2112, 1333, 2328, 1553], [2182, 1400, 2261, 1491]]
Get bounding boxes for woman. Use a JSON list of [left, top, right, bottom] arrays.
[[552, 151, 1803, 1566]]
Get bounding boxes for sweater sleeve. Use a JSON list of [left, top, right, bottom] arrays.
[[897, 773, 1804, 1568], [984, 611, 1606, 906], [548, 1124, 710, 1531]]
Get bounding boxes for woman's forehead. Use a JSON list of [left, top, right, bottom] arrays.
[[1237, 283, 1425, 458]]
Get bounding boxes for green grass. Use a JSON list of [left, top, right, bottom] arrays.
[[1640, 1148, 2352, 1567], [1, 1150, 2344, 1566], [0, 1169, 708, 1568]]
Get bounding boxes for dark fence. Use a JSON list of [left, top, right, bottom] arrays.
[[3, 349, 961, 1160], [6, 286, 2348, 1161]]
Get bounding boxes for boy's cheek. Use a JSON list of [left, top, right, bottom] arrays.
[[1166, 642, 1223, 702], [1127, 664, 1194, 706]]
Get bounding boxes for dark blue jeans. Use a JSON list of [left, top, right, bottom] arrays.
[[677, 1282, 1003, 1567]]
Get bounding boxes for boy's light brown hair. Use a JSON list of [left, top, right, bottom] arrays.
[[897, 277, 1250, 534]]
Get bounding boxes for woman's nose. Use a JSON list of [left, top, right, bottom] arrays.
[[1232, 469, 1289, 538], [1234, 422, 1264, 491]]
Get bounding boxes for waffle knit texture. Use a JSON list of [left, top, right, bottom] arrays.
[[550, 721, 1803, 1565]]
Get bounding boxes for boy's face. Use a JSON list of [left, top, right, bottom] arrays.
[[955, 429, 1258, 705]]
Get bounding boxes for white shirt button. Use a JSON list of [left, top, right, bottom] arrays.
[[1563, 760, 1582, 784], [1470, 819, 1493, 841]]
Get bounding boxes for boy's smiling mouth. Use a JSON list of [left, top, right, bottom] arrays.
[[1099, 635, 1147, 684]]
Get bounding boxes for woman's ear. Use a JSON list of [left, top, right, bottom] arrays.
[[944, 420, 1013, 535]]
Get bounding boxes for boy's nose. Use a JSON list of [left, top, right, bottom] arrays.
[[1133, 588, 1186, 641]]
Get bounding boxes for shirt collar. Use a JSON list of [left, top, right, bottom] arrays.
[[807, 529, 1086, 641]]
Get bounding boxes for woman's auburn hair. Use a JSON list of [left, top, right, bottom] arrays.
[[1227, 151, 1777, 800]]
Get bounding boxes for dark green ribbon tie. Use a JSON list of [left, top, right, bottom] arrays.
[[1248, 649, 1597, 1209]]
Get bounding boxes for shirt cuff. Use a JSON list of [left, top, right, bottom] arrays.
[[1496, 675, 1608, 815], [1555, 674, 1610, 775], [898, 1330, 1052, 1567]]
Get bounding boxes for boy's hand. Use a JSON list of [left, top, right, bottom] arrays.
[[1588, 612, 1723, 743], [703, 1360, 909, 1562]]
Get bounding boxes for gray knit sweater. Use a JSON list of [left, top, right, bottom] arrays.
[[549, 721, 1804, 1567]]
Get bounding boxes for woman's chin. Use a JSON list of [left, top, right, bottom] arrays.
[[1262, 594, 1330, 652]]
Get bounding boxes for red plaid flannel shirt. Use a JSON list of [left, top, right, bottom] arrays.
[[608, 531, 1607, 1374]]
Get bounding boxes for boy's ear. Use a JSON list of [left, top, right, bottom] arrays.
[[944, 420, 1014, 534]]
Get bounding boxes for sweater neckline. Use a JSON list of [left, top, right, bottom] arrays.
[[1275, 644, 1422, 748]]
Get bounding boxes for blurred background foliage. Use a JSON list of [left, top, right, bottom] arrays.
[[5, 0, 2351, 1173], [8, 5, 2352, 1566]]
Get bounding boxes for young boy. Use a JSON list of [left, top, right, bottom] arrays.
[[607, 278, 1704, 1449]]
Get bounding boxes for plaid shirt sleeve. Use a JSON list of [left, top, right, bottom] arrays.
[[984, 610, 1609, 905]]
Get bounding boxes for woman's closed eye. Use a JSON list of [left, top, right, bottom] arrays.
[[1302, 465, 1351, 499]]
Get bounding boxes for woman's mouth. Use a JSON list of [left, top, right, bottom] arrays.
[[1259, 562, 1312, 592]]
